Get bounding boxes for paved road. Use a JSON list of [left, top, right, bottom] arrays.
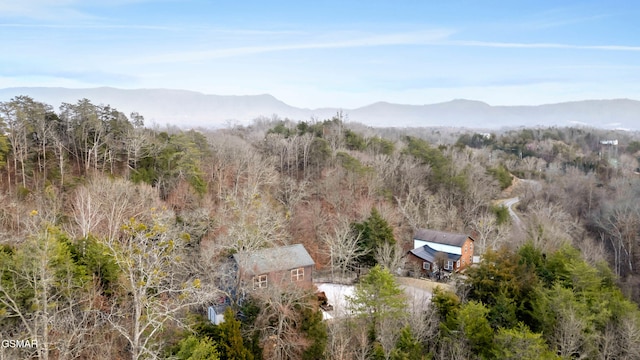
[[502, 197, 523, 228], [499, 178, 541, 229]]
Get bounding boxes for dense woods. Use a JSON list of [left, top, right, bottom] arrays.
[[0, 95, 640, 359]]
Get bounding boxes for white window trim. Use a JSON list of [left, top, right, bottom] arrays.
[[422, 262, 431, 270], [291, 267, 304, 281], [456, 260, 461, 268], [445, 260, 454, 270], [254, 274, 268, 289]]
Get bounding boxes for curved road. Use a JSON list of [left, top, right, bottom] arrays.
[[499, 178, 541, 229], [502, 197, 523, 228]]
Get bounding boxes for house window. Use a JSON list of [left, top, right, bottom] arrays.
[[291, 268, 304, 281], [456, 260, 461, 268], [422, 262, 431, 270], [445, 260, 454, 270], [254, 274, 268, 289]]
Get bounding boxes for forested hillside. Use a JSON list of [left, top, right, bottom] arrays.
[[0, 95, 640, 359]]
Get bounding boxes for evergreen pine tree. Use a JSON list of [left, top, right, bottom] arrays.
[[218, 307, 253, 360]]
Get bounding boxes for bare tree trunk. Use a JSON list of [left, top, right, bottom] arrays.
[[552, 307, 586, 358], [58, 144, 65, 187]]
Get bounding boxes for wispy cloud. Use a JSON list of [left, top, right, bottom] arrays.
[[503, 3, 611, 30], [0, 66, 137, 84], [0, 0, 93, 20], [124, 26, 640, 66], [551, 64, 640, 70], [0, 0, 163, 21], [523, 13, 610, 30], [371, 75, 573, 91], [0, 23, 176, 30], [126, 29, 455, 64], [447, 40, 640, 52]]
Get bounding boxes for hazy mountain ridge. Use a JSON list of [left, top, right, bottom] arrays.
[[1, 87, 639, 130]]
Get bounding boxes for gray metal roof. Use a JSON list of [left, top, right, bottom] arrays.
[[414, 229, 473, 247], [409, 244, 461, 262], [232, 244, 315, 276]]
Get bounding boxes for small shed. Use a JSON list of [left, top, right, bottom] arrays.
[[208, 305, 226, 325], [232, 244, 316, 289]]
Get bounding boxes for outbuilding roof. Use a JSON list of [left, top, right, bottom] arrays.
[[409, 244, 461, 263], [414, 229, 473, 247], [232, 244, 315, 276]]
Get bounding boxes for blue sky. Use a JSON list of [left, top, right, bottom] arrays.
[[1, 0, 639, 108]]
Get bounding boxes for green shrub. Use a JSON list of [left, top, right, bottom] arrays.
[[492, 204, 510, 226], [16, 186, 30, 199], [488, 165, 513, 190]]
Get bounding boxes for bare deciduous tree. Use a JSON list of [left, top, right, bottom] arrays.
[[104, 211, 214, 360], [125, 113, 150, 179], [351, 318, 372, 360], [252, 284, 315, 360], [395, 186, 446, 231], [436, 337, 471, 360], [69, 177, 159, 241], [593, 197, 640, 277], [375, 241, 405, 275], [0, 225, 99, 360], [551, 306, 587, 358], [322, 217, 365, 281], [524, 200, 579, 254], [471, 211, 509, 255], [325, 319, 351, 360], [276, 177, 309, 211], [71, 185, 100, 239], [618, 315, 640, 358], [214, 193, 288, 254], [461, 161, 500, 227]]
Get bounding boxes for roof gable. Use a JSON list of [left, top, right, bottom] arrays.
[[233, 244, 315, 276], [414, 229, 473, 247], [409, 244, 461, 263]]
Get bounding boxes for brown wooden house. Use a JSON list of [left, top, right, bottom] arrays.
[[408, 229, 475, 276], [232, 244, 315, 290]]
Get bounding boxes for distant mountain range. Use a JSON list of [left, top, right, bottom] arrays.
[[1, 87, 639, 130]]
